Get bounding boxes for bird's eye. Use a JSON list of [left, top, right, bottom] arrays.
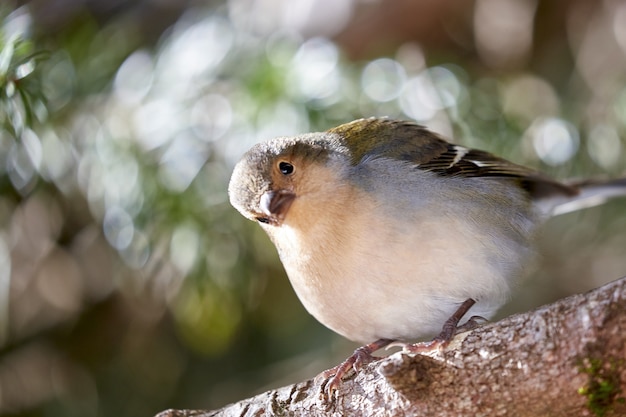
[[278, 161, 294, 175], [256, 217, 270, 224]]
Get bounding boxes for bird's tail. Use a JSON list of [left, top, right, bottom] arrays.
[[538, 177, 626, 217]]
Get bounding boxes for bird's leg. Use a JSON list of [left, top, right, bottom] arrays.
[[317, 299, 484, 398], [399, 298, 478, 353], [316, 337, 394, 397]]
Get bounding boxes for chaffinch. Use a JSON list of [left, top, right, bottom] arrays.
[[228, 117, 626, 395]]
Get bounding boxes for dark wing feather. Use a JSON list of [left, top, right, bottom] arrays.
[[417, 143, 578, 196], [420, 146, 535, 178]]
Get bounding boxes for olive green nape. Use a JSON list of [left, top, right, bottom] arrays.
[[326, 117, 450, 166], [283, 138, 334, 162]]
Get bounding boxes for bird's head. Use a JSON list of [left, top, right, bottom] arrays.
[[228, 132, 350, 227]]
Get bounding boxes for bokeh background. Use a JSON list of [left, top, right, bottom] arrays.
[[1, 0, 626, 415]]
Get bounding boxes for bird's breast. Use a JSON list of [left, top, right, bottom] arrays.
[[272, 201, 523, 343]]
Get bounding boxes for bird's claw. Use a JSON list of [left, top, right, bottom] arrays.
[[316, 345, 383, 400]]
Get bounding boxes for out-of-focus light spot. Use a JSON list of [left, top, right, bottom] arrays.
[[587, 124, 622, 169], [103, 206, 134, 250], [7, 136, 39, 191], [613, 3, 626, 54], [400, 75, 437, 122], [221, 122, 256, 167], [75, 153, 90, 195], [97, 146, 140, 211], [114, 50, 154, 103], [423, 113, 454, 141], [157, 17, 233, 82], [42, 52, 75, 111], [120, 230, 150, 269], [190, 94, 233, 141], [229, 0, 352, 37], [94, 128, 120, 165], [78, 155, 102, 218], [78, 153, 103, 208], [4, 7, 32, 39], [265, 31, 302, 68], [289, 37, 340, 101], [399, 67, 459, 122], [40, 129, 73, 186], [395, 43, 426, 73], [282, 0, 315, 32], [0, 234, 11, 345], [428, 66, 463, 109], [21, 129, 42, 170], [15, 60, 35, 80], [361, 58, 407, 102], [256, 100, 308, 141], [36, 249, 83, 313], [4, 81, 15, 98], [529, 118, 579, 166], [227, 0, 272, 34], [474, 0, 537, 69], [134, 99, 183, 150], [282, 0, 354, 37], [572, 8, 623, 96], [502, 75, 559, 123], [70, 113, 100, 148], [158, 133, 208, 192], [170, 225, 200, 275]]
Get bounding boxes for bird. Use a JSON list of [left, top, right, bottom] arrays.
[[228, 117, 626, 395]]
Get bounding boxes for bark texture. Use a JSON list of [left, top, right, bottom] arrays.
[[157, 277, 626, 417]]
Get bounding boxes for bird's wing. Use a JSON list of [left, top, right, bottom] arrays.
[[329, 117, 578, 197]]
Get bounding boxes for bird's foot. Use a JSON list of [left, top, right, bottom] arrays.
[[316, 338, 393, 400], [316, 300, 487, 399], [389, 300, 487, 354]]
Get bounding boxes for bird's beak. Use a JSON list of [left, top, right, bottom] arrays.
[[260, 190, 296, 222]]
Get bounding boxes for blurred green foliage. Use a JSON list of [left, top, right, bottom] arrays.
[[0, 31, 47, 138], [0, 1, 625, 416]]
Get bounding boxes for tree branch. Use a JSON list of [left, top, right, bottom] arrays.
[[157, 277, 626, 417]]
